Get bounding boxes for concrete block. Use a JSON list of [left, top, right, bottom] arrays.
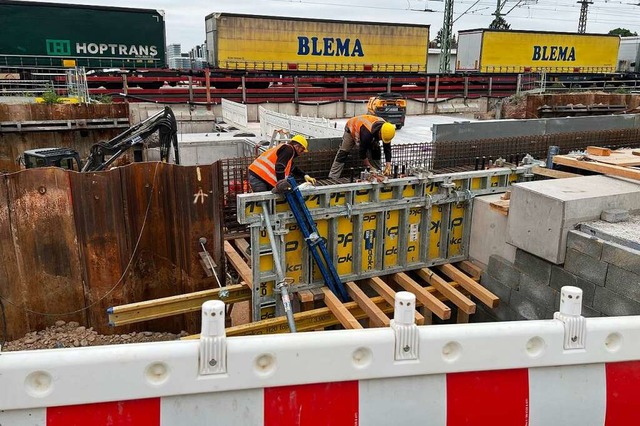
[[580, 304, 602, 318], [471, 305, 498, 323], [489, 303, 522, 322], [481, 273, 512, 304], [514, 249, 552, 285], [594, 286, 640, 317], [507, 176, 640, 264], [566, 230, 603, 259], [510, 291, 553, 320], [564, 248, 608, 286], [519, 275, 559, 311], [549, 266, 596, 307], [601, 209, 630, 223], [605, 264, 640, 303], [601, 241, 640, 276], [487, 255, 521, 290], [469, 194, 517, 265], [550, 265, 577, 291]]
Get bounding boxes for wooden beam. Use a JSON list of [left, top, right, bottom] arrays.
[[184, 282, 465, 338], [553, 155, 640, 181], [437, 264, 500, 308], [322, 287, 363, 329], [392, 273, 451, 320], [456, 260, 483, 280], [233, 238, 251, 264], [531, 165, 581, 179], [366, 277, 425, 325], [108, 284, 252, 327], [224, 240, 253, 285], [346, 281, 390, 327], [417, 268, 476, 315]]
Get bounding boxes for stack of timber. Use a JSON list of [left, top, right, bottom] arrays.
[[108, 241, 497, 337], [553, 146, 640, 181]]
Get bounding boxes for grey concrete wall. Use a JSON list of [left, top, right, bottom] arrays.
[[433, 113, 640, 143], [476, 230, 640, 322], [469, 194, 516, 267]]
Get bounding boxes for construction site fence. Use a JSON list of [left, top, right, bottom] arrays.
[[0, 163, 224, 340], [2, 297, 640, 425]]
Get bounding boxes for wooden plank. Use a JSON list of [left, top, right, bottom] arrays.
[[417, 268, 476, 315], [233, 238, 251, 263], [366, 277, 425, 325], [587, 146, 611, 156], [224, 240, 252, 285], [345, 281, 390, 327], [489, 199, 510, 216], [108, 284, 252, 326], [322, 287, 363, 329], [500, 190, 511, 200], [457, 310, 470, 324], [298, 289, 315, 312], [392, 272, 451, 320], [437, 264, 500, 308], [586, 149, 640, 166], [456, 260, 483, 280], [531, 165, 581, 179], [553, 155, 640, 181]]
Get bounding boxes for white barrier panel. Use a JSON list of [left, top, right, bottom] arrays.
[[222, 98, 248, 128], [258, 106, 341, 140], [2, 311, 640, 424]]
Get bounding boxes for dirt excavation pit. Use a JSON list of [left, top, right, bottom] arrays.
[[2, 320, 187, 351]]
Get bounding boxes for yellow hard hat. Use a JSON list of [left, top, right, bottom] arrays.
[[291, 134, 308, 151], [381, 122, 396, 143]]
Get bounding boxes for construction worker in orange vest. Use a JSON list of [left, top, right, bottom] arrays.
[[328, 114, 396, 179], [248, 134, 316, 192]]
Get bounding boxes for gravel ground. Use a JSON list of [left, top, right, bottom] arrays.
[[2, 321, 187, 352]]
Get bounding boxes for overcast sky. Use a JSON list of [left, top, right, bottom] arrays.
[[28, 0, 640, 49]]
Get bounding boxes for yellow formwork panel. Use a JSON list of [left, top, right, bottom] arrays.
[[448, 203, 466, 258], [407, 207, 422, 264], [480, 31, 619, 73], [429, 206, 443, 259], [214, 15, 429, 72], [383, 210, 400, 267]]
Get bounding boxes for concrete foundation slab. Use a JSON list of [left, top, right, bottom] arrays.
[[507, 176, 640, 264], [469, 194, 517, 266]]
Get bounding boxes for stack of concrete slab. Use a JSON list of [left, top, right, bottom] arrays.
[[506, 175, 640, 264]]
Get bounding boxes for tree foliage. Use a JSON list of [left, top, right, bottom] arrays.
[[609, 28, 638, 37], [489, 15, 511, 30], [431, 28, 458, 49]]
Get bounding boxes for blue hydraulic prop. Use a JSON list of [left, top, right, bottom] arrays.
[[282, 176, 350, 302]]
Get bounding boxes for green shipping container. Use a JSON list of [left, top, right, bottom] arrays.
[[0, 0, 166, 68]]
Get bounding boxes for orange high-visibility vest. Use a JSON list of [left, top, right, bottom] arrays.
[[248, 145, 293, 187], [346, 115, 383, 142]]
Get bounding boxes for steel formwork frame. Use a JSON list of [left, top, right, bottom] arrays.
[[237, 165, 533, 321]]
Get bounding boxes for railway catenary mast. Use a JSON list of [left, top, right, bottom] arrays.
[[577, 0, 593, 33], [439, 0, 455, 73]]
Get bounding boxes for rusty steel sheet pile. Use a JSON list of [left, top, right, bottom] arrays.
[[0, 163, 223, 340]]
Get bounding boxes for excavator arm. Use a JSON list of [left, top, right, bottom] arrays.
[[81, 106, 180, 172]]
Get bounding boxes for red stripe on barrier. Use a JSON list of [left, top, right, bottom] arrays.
[[446, 369, 529, 426], [605, 361, 640, 426], [264, 381, 358, 426], [47, 398, 160, 426]]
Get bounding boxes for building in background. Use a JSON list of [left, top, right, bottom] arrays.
[[167, 43, 207, 70]]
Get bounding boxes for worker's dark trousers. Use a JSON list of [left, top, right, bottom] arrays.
[[248, 174, 272, 193], [328, 130, 382, 179]]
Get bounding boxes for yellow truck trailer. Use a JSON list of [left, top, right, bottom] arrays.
[[456, 29, 620, 74], [205, 13, 429, 73]]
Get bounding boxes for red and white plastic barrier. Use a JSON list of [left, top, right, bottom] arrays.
[[1, 288, 640, 425]]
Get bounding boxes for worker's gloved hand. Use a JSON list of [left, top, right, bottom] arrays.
[[304, 175, 317, 185], [383, 162, 392, 176]]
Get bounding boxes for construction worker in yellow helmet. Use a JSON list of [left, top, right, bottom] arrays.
[[328, 114, 396, 179], [248, 134, 317, 192]]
